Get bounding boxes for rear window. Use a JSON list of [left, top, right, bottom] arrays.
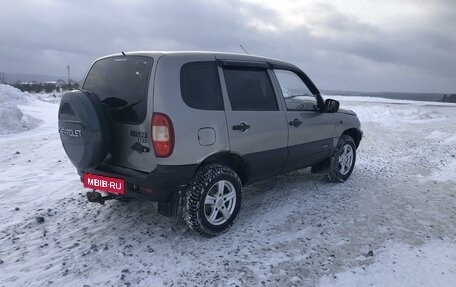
[[180, 62, 224, 110], [83, 56, 153, 124]]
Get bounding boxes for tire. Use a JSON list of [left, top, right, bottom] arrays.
[[58, 90, 112, 170], [328, 134, 357, 182], [182, 164, 242, 237]]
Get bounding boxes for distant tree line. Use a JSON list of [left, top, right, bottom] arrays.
[[442, 94, 456, 103], [12, 82, 80, 93]]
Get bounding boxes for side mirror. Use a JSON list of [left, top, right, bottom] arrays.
[[324, 99, 339, 113]]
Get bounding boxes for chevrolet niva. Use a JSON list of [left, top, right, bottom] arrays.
[[58, 51, 362, 237]]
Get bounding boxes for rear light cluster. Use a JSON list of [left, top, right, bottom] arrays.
[[151, 113, 174, 157]]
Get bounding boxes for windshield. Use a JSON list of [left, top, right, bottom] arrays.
[[83, 56, 153, 123]]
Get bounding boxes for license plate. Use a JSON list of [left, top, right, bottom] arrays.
[[83, 173, 125, 195]]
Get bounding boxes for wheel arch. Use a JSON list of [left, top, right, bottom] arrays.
[[197, 152, 249, 186], [342, 128, 362, 148]]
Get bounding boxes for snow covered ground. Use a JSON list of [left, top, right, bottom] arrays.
[[0, 84, 455, 286]]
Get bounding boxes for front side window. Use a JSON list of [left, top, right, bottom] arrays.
[[274, 69, 317, 111], [83, 56, 152, 123], [223, 67, 278, 111]]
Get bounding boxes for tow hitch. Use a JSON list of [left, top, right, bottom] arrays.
[[86, 190, 114, 204]]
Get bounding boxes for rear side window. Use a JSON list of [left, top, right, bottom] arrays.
[[223, 68, 278, 111], [180, 62, 224, 110], [83, 56, 152, 124]]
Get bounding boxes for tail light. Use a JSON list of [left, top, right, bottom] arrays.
[[151, 113, 174, 157]]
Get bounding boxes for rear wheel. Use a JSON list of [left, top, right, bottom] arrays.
[[182, 164, 242, 237], [328, 134, 357, 182]]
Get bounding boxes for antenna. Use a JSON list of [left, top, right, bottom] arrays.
[[122, 51, 126, 56], [67, 65, 71, 83], [239, 44, 249, 55]]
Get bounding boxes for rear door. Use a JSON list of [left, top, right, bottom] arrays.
[[271, 69, 335, 172], [218, 61, 288, 183], [82, 55, 157, 172]]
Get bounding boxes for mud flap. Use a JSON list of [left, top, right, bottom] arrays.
[[157, 191, 180, 218]]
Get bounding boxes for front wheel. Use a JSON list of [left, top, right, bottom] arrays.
[[182, 164, 242, 237], [328, 134, 357, 182]]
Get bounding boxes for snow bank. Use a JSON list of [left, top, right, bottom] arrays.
[[0, 84, 42, 135], [0, 104, 29, 135], [319, 241, 456, 287], [0, 84, 29, 104]]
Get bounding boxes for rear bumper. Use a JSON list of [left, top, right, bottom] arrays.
[[78, 163, 198, 202]]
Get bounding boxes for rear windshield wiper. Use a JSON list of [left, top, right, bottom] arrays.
[[110, 99, 143, 112]]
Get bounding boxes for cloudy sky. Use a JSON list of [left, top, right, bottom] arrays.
[[1, 0, 455, 93]]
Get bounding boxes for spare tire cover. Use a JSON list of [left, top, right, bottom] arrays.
[[58, 90, 111, 170]]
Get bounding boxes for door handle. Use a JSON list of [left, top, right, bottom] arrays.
[[289, 118, 302, 127], [232, 122, 250, 132]]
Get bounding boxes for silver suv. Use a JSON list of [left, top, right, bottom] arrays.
[[58, 51, 362, 237]]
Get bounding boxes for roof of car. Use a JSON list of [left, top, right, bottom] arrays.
[[89, 51, 317, 93], [98, 51, 295, 67]]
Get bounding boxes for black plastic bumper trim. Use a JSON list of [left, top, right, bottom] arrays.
[[78, 163, 198, 202]]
